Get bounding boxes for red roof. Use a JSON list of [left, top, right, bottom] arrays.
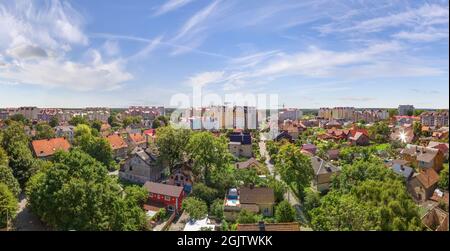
[[143, 129, 156, 136], [129, 133, 146, 144], [106, 134, 128, 150], [350, 128, 369, 137], [143, 182, 184, 198], [32, 138, 71, 157]]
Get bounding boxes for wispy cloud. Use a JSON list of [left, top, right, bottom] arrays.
[[0, 0, 132, 91], [153, 0, 195, 16]]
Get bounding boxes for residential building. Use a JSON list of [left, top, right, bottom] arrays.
[[407, 168, 439, 202], [31, 138, 71, 159], [398, 105, 415, 116], [37, 109, 60, 122], [54, 125, 75, 142], [390, 163, 415, 181], [106, 134, 128, 159], [301, 144, 317, 155], [16, 106, 40, 120], [348, 130, 370, 146], [421, 111, 449, 128], [393, 115, 420, 127], [427, 141, 449, 160], [279, 120, 306, 140], [235, 158, 260, 170], [127, 133, 147, 149], [228, 132, 252, 158], [167, 166, 193, 194], [311, 157, 341, 192], [421, 206, 449, 231], [124, 106, 164, 121], [279, 108, 303, 122], [120, 147, 164, 184], [430, 189, 449, 209], [401, 144, 444, 172], [237, 222, 300, 231], [390, 127, 415, 144], [223, 187, 275, 221], [143, 181, 185, 213]]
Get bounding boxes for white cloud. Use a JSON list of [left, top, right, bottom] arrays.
[[102, 40, 120, 56], [188, 71, 225, 87], [0, 0, 133, 91], [319, 3, 449, 34], [153, 0, 195, 16], [393, 29, 449, 42], [1, 55, 132, 91], [7, 44, 48, 59]]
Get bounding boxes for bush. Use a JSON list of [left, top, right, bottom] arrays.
[[210, 199, 224, 220], [182, 197, 208, 221], [0, 183, 18, 228], [237, 209, 261, 224], [275, 200, 296, 223]]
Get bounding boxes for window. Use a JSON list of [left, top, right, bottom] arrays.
[[167, 205, 175, 212], [129, 165, 133, 171], [263, 208, 270, 216], [165, 196, 171, 201]]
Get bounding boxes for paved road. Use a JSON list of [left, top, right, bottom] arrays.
[[12, 193, 49, 231], [259, 139, 308, 224]]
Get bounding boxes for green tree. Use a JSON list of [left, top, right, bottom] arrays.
[[0, 183, 18, 228], [1, 121, 29, 152], [439, 164, 449, 190], [0, 147, 8, 167], [35, 123, 55, 140], [8, 141, 38, 186], [275, 200, 296, 223], [267, 177, 287, 203], [182, 197, 208, 221], [0, 165, 21, 197], [68, 116, 88, 126], [49, 116, 59, 128], [275, 143, 313, 199], [191, 183, 219, 206], [368, 121, 390, 143], [151, 119, 161, 129], [237, 209, 261, 224], [91, 120, 103, 132], [388, 109, 398, 118], [235, 168, 265, 187], [26, 149, 147, 230], [187, 132, 231, 184], [155, 127, 191, 169], [9, 114, 29, 125], [303, 188, 321, 220], [413, 121, 422, 138], [210, 199, 224, 220]]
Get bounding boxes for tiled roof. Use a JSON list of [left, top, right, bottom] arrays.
[[311, 157, 340, 175], [32, 138, 71, 157], [144, 182, 184, 197], [237, 222, 300, 231], [106, 134, 128, 150], [415, 168, 439, 189], [129, 133, 146, 144], [239, 187, 275, 205]]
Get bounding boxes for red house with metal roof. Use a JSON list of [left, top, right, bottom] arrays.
[[143, 181, 185, 213]]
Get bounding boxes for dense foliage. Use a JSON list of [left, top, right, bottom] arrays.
[[182, 197, 208, 221], [0, 182, 18, 228], [26, 149, 147, 230], [275, 200, 296, 223], [0, 165, 21, 197]]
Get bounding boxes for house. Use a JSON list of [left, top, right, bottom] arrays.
[[235, 158, 260, 170], [278, 120, 306, 140], [390, 127, 415, 144], [311, 157, 340, 192], [428, 141, 449, 160], [301, 144, 317, 155], [390, 163, 415, 181], [401, 144, 444, 172], [143, 181, 185, 213], [143, 129, 156, 143], [320, 128, 350, 141], [421, 111, 449, 128], [421, 206, 448, 231], [237, 222, 300, 231], [430, 189, 449, 209], [106, 134, 128, 159], [167, 166, 193, 194], [408, 168, 439, 202], [223, 187, 275, 221], [228, 132, 252, 158], [54, 125, 75, 142], [324, 120, 342, 129], [31, 138, 71, 159], [183, 217, 216, 231], [327, 149, 340, 161], [119, 147, 164, 184], [127, 133, 147, 149], [348, 131, 370, 146], [275, 131, 293, 142]]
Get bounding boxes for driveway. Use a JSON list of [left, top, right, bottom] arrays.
[[12, 193, 49, 231]]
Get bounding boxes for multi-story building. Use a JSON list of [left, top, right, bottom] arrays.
[[421, 111, 449, 128], [38, 109, 61, 122], [318, 107, 354, 120], [279, 108, 303, 122], [124, 106, 164, 121], [16, 106, 40, 120], [85, 107, 110, 122], [398, 105, 415, 116], [353, 109, 389, 123]]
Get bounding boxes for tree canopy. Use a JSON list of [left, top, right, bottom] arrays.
[[34, 123, 55, 140], [275, 200, 296, 223], [26, 149, 147, 230], [0, 182, 18, 228], [0, 165, 21, 197], [155, 127, 191, 169], [182, 197, 208, 221]]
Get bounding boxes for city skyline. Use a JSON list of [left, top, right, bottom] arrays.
[[0, 0, 449, 109]]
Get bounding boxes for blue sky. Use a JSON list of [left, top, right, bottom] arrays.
[[0, 0, 448, 108]]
